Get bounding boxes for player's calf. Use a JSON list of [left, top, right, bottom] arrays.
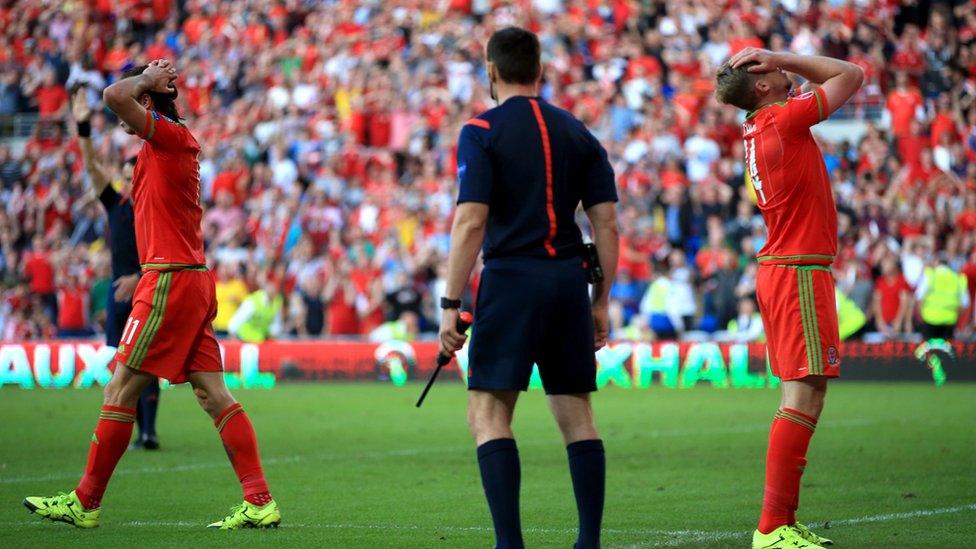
[[24, 365, 151, 524], [189, 372, 278, 526]]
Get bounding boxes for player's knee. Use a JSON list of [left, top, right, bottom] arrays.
[[807, 390, 827, 418], [102, 374, 134, 408], [783, 383, 827, 419], [102, 382, 122, 407], [192, 386, 218, 415], [193, 386, 235, 418]]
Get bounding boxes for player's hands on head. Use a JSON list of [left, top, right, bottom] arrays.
[[592, 304, 609, 350], [439, 308, 467, 357], [729, 47, 781, 74], [71, 89, 91, 122], [143, 59, 178, 94]]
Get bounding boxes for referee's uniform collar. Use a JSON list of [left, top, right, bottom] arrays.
[[500, 95, 543, 106]]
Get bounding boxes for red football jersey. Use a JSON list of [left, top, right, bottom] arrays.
[[133, 110, 207, 268], [743, 87, 837, 266]]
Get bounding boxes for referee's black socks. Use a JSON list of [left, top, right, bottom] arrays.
[[477, 438, 524, 549], [567, 439, 605, 549]]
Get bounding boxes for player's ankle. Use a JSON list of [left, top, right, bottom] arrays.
[[244, 492, 273, 506]]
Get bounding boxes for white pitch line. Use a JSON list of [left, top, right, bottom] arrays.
[[814, 503, 976, 527], [10, 502, 975, 545], [623, 503, 976, 547], [0, 418, 875, 485]]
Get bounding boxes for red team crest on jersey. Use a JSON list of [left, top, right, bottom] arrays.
[[827, 346, 839, 365]]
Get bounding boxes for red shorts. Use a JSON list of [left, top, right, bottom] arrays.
[[756, 264, 841, 381], [114, 268, 222, 384]]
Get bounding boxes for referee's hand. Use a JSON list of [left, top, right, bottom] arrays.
[[439, 308, 467, 357], [592, 304, 609, 350]]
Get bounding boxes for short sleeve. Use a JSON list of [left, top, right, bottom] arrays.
[[456, 123, 493, 204], [779, 87, 829, 133], [581, 129, 618, 209], [139, 110, 186, 151]]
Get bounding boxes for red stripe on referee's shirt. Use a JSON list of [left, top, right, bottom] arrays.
[[528, 99, 557, 258], [465, 118, 490, 130]]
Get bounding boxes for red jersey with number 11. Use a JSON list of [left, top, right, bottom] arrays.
[[743, 87, 837, 266], [132, 110, 207, 268]]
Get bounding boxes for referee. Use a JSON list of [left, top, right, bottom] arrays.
[[438, 27, 619, 549], [72, 89, 161, 450]]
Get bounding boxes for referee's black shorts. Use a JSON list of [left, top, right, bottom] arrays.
[[467, 256, 597, 395], [105, 294, 132, 348]]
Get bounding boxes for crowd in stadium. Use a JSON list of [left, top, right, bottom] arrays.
[[1, 0, 975, 343]]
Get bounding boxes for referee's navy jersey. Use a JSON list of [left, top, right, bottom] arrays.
[[457, 96, 617, 259], [99, 186, 140, 279]]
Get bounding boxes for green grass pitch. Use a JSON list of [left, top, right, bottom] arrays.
[[0, 382, 974, 548]]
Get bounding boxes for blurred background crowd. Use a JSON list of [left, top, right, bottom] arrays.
[[1, 0, 974, 344]]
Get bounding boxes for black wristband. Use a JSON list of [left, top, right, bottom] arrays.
[[76, 120, 91, 138], [440, 297, 462, 310]]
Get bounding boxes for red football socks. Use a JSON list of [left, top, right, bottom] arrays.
[[76, 405, 137, 510], [758, 407, 818, 534], [215, 403, 272, 506]]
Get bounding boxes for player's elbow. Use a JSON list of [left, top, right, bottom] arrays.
[[102, 84, 126, 110], [846, 64, 865, 89]]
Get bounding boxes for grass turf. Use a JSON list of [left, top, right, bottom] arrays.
[[0, 382, 973, 548]]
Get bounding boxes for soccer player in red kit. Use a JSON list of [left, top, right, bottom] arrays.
[[716, 49, 863, 548], [24, 60, 280, 529]]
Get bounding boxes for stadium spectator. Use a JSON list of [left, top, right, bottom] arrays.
[[640, 250, 696, 339], [324, 263, 360, 336], [715, 297, 765, 343], [228, 275, 284, 344], [915, 254, 971, 340], [56, 273, 92, 337], [213, 261, 249, 336], [871, 256, 914, 338], [22, 236, 57, 322], [368, 311, 420, 343], [836, 287, 868, 341], [0, 1, 973, 346], [290, 274, 326, 337]]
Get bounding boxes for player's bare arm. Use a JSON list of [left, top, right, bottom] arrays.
[[102, 59, 177, 135], [731, 49, 864, 115], [72, 90, 111, 195], [439, 202, 488, 356], [584, 201, 619, 349]]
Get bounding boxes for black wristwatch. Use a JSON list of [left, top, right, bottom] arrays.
[[440, 297, 462, 310]]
